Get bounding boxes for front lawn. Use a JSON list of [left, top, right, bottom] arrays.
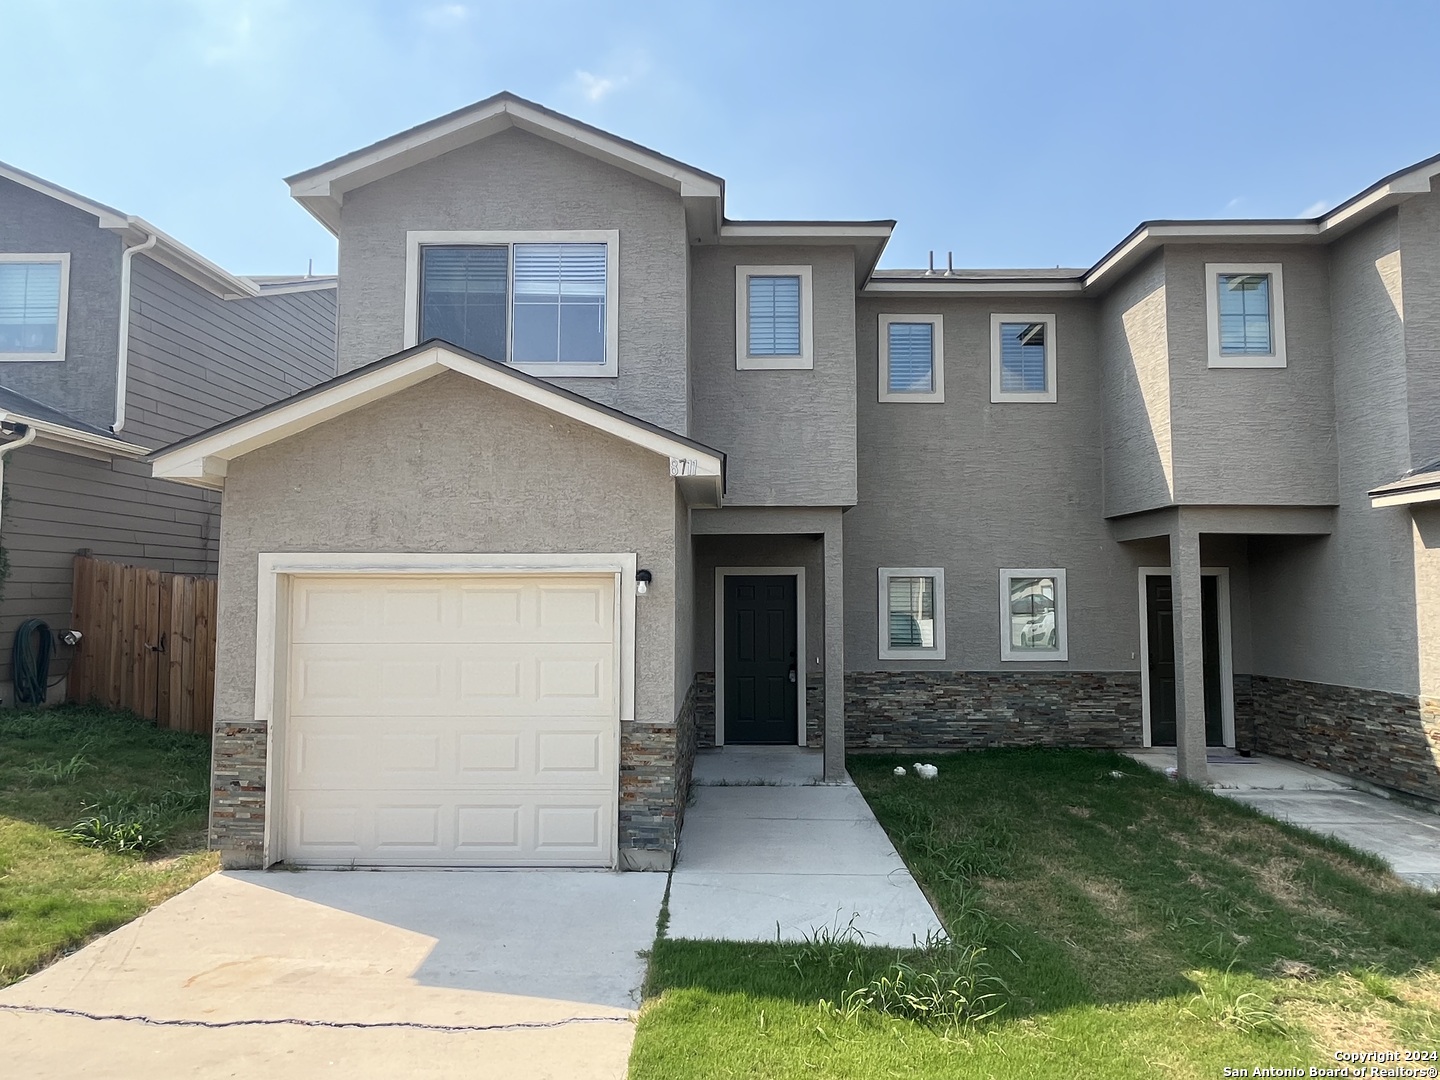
[[0, 704, 217, 985], [630, 749, 1440, 1079]]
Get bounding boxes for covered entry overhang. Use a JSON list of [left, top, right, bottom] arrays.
[[1108, 505, 1337, 783]]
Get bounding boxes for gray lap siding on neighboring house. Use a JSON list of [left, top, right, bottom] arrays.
[[0, 448, 216, 699], [210, 372, 682, 869]]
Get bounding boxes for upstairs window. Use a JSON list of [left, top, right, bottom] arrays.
[[879, 314, 944, 402], [406, 231, 618, 378], [735, 264, 813, 369], [1206, 263, 1286, 368], [878, 567, 946, 660], [990, 313, 1057, 402], [0, 254, 69, 362]]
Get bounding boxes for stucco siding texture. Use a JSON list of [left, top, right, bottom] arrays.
[[335, 128, 690, 434], [211, 371, 679, 863], [1247, 212, 1420, 695], [1400, 186, 1440, 471], [688, 245, 858, 505], [847, 296, 1149, 672], [1163, 245, 1338, 506], [1101, 252, 1173, 517], [0, 447, 217, 691], [123, 258, 337, 448], [0, 178, 122, 429], [673, 490, 695, 707]]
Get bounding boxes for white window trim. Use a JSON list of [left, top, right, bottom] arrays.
[[989, 313, 1057, 403], [735, 264, 814, 370], [1205, 262, 1287, 369], [878, 313, 944, 403], [253, 551, 637, 869], [877, 566, 946, 661], [0, 252, 70, 363], [403, 230, 620, 378], [999, 567, 1069, 662]]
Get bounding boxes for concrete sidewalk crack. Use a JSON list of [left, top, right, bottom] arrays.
[[0, 1003, 630, 1033]]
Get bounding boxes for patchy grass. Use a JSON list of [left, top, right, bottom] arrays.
[[630, 749, 1440, 1079], [0, 704, 217, 985]]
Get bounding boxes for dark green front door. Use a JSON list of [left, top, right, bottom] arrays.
[[723, 575, 798, 745], [1146, 574, 1225, 747]]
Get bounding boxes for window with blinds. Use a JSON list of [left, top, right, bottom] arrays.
[[998, 321, 1047, 393], [747, 275, 802, 357], [990, 313, 1056, 402], [1216, 273, 1272, 355], [418, 241, 609, 366], [878, 567, 946, 659], [0, 259, 65, 357], [879, 314, 944, 401]]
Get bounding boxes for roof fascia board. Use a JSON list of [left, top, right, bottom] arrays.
[[718, 223, 895, 243], [0, 162, 129, 229], [863, 279, 1084, 296], [0, 413, 150, 457], [1083, 222, 1321, 292], [115, 218, 260, 300]]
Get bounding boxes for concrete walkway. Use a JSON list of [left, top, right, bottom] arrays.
[[667, 747, 945, 946], [1127, 749, 1440, 890], [0, 869, 666, 1079]]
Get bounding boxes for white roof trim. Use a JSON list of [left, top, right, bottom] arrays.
[[150, 345, 725, 501], [719, 223, 894, 243], [863, 279, 1085, 296], [288, 95, 724, 235], [1369, 469, 1440, 508], [0, 411, 150, 458]]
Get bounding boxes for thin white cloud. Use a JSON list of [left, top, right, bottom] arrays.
[[421, 4, 469, 28], [1223, 195, 1245, 213], [575, 70, 623, 102], [1299, 199, 1330, 218]]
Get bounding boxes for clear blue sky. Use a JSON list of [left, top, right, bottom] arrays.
[[4, 1, 1438, 276]]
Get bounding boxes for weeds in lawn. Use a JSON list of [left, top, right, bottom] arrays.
[[827, 941, 1008, 1030], [777, 915, 872, 975], [1186, 968, 1287, 1037], [62, 788, 208, 854], [18, 749, 94, 785]]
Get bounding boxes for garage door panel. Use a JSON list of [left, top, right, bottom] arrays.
[[283, 573, 617, 867]]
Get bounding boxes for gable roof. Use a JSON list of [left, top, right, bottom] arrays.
[[149, 341, 727, 505], [0, 385, 150, 458], [0, 159, 318, 301], [287, 91, 727, 239], [1368, 456, 1440, 508]]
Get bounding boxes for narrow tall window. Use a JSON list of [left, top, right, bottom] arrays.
[[878, 567, 946, 660], [990, 314, 1057, 402], [879, 314, 944, 402], [1205, 263, 1286, 368], [0, 255, 68, 361], [735, 265, 814, 369]]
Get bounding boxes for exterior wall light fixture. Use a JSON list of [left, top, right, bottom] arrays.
[[636, 569, 653, 595]]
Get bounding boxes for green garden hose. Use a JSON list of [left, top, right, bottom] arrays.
[[12, 618, 52, 705]]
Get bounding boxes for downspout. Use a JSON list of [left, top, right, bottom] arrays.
[[0, 420, 38, 538], [112, 233, 158, 434]]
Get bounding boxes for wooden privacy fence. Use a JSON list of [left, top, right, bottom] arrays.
[[67, 555, 217, 734]]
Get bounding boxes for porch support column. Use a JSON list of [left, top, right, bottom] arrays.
[[1170, 516, 1208, 784], [822, 519, 846, 781]]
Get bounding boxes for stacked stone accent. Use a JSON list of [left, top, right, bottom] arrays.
[[674, 678, 699, 836], [691, 669, 823, 748], [845, 671, 1143, 749], [211, 723, 267, 868], [619, 714, 683, 870], [694, 671, 716, 747], [1246, 675, 1440, 802]]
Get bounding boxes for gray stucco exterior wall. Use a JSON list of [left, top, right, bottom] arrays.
[[847, 295, 1150, 672], [688, 244, 858, 505], [1163, 244, 1338, 507], [1101, 252, 1173, 517], [210, 371, 680, 865], [1247, 212, 1419, 694], [335, 128, 691, 434], [0, 177, 122, 430], [1400, 187, 1440, 471]]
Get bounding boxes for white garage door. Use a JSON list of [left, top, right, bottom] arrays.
[[282, 574, 618, 867]]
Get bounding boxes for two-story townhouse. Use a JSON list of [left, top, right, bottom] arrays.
[[149, 93, 1440, 873], [0, 162, 338, 704]]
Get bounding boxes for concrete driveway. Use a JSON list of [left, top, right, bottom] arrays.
[[0, 869, 667, 1079]]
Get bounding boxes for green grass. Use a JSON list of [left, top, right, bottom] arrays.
[[0, 704, 218, 985], [630, 749, 1440, 1079]]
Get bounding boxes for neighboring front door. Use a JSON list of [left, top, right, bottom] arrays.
[[723, 574, 798, 744], [1146, 573, 1225, 747]]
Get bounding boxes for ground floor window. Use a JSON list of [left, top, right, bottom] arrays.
[[878, 567, 946, 660], [999, 568, 1068, 661]]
